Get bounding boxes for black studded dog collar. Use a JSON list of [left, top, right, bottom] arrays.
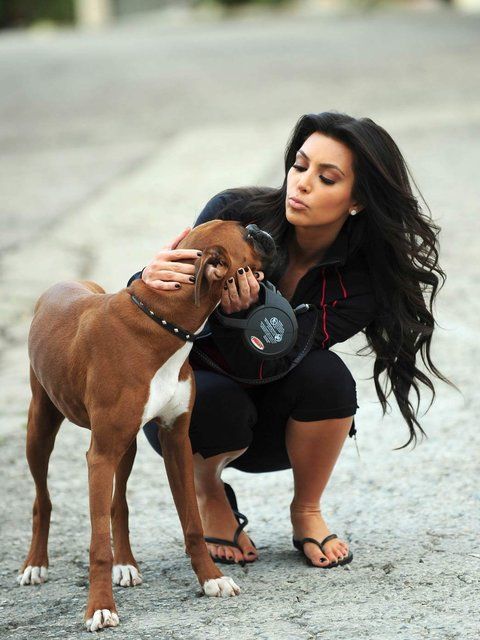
[[130, 294, 197, 343]]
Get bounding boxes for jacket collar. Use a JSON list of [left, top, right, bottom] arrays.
[[315, 221, 349, 267], [267, 215, 365, 282], [314, 214, 366, 268]]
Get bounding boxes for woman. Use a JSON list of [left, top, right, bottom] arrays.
[[129, 112, 449, 569]]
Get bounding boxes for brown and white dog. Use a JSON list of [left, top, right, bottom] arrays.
[[17, 219, 275, 632]]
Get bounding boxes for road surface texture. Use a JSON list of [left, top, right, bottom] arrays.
[[0, 4, 479, 639]]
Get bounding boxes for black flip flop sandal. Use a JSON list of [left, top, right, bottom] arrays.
[[204, 483, 257, 566], [292, 534, 353, 568]]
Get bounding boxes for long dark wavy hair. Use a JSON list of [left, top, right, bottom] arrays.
[[209, 111, 453, 449]]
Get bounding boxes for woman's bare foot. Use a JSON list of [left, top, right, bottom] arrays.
[[197, 483, 258, 564], [290, 502, 350, 567]]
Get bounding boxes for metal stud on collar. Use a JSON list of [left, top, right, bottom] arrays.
[[130, 294, 196, 343]]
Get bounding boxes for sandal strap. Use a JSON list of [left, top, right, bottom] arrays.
[[297, 537, 323, 551], [232, 511, 248, 547], [204, 535, 242, 550], [295, 534, 339, 552], [223, 482, 239, 512], [319, 534, 338, 550], [204, 511, 249, 551]]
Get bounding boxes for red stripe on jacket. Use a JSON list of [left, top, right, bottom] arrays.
[[320, 267, 349, 348], [336, 266, 348, 300], [321, 267, 330, 348]]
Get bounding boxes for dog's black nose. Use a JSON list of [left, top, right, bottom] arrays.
[[245, 224, 276, 260]]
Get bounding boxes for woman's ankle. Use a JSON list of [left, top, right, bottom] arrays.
[[290, 499, 323, 516], [195, 477, 226, 502]]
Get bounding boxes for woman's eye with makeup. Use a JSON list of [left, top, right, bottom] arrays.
[[320, 176, 335, 185], [292, 165, 335, 185]]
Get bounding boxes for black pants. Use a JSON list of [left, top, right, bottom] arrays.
[[143, 349, 358, 473]]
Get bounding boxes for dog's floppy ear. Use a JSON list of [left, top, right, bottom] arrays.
[[194, 245, 231, 308]]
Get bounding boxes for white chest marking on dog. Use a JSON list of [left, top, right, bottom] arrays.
[[141, 342, 193, 428]]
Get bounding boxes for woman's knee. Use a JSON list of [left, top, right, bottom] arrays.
[[286, 349, 357, 417], [190, 372, 257, 455], [191, 371, 257, 429]]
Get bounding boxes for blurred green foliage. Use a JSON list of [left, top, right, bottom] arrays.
[[196, 0, 290, 6], [0, 0, 75, 29]]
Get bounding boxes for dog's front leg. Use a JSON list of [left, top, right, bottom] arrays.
[[84, 436, 122, 632], [111, 439, 142, 588], [159, 418, 241, 598]]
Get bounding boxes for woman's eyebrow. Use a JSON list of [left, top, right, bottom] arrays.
[[297, 149, 345, 176]]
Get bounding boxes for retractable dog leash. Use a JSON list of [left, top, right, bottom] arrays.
[[213, 280, 311, 359]]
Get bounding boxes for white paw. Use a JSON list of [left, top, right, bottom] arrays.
[[85, 609, 119, 632], [112, 564, 142, 587], [17, 566, 48, 586], [203, 576, 241, 597]]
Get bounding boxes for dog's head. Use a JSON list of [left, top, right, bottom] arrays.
[[176, 220, 276, 308]]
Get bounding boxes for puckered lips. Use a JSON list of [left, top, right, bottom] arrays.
[[288, 196, 308, 210]]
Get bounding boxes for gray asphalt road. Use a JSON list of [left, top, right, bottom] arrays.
[[2, 5, 479, 251], [1, 5, 479, 639]]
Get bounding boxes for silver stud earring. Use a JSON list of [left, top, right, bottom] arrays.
[[350, 209, 357, 216]]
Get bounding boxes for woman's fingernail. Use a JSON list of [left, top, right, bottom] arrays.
[[228, 277, 234, 283], [175, 284, 181, 289], [254, 272, 260, 278], [238, 268, 244, 275], [223, 283, 228, 290], [244, 266, 250, 272], [197, 251, 202, 256], [189, 276, 195, 282]]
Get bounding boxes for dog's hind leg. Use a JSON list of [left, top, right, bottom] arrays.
[[111, 438, 142, 588], [18, 367, 64, 586]]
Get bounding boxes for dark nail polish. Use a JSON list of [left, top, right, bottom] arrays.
[[197, 251, 202, 256], [175, 284, 181, 289], [254, 272, 260, 278], [223, 283, 228, 290], [228, 277, 234, 283], [244, 266, 250, 272], [238, 268, 244, 275], [189, 276, 195, 282]]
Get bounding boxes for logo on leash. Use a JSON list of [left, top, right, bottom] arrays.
[[250, 336, 265, 351]]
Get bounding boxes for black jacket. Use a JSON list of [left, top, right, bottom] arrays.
[[191, 190, 377, 351]]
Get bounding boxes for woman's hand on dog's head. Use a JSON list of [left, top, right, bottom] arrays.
[[142, 228, 201, 291], [142, 227, 264, 300]]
